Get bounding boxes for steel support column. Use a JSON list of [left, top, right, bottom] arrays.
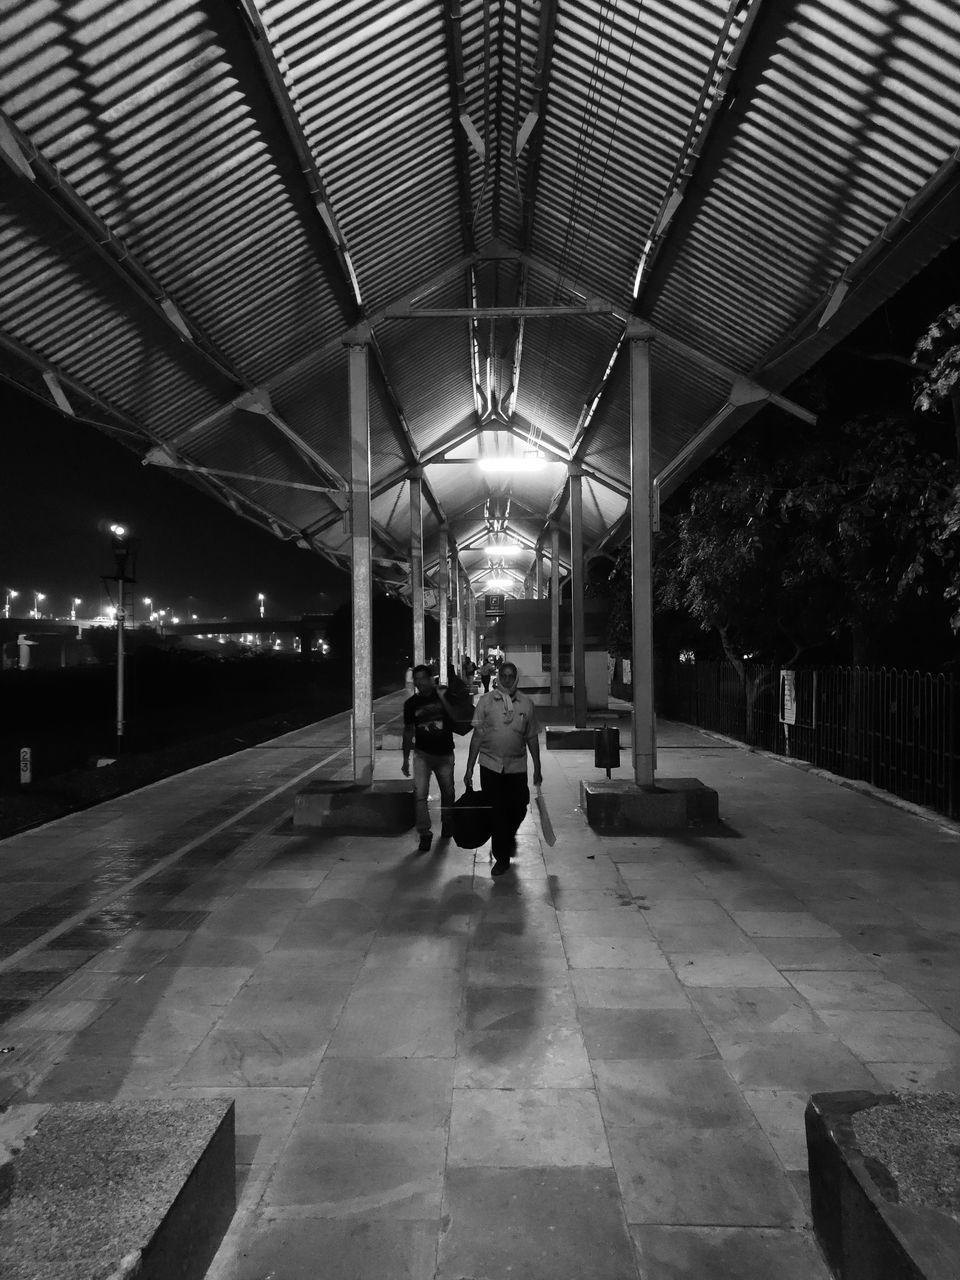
[[569, 468, 587, 728], [450, 549, 461, 673], [536, 551, 545, 600], [348, 340, 374, 784], [438, 528, 449, 680], [550, 525, 560, 707], [409, 472, 425, 664], [629, 324, 657, 786]]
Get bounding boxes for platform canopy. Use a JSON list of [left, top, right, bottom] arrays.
[[2, 0, 959, 602]]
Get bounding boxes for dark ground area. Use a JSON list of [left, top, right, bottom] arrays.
[[0, 653, 396, 840]]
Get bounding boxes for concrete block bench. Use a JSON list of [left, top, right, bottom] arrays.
[[805, 1089, 960, 1280], [0, 1097, 235, 1280]]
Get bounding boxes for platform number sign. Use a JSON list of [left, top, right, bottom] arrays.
[[485, 593, 505, 616], [20, 746, 32, 786]]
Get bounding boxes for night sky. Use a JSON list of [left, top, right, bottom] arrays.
[[1, 383, 349, 622], [2, 237, 957, 625]]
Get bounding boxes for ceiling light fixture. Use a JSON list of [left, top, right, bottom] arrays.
[[477, 454, 549, 473]]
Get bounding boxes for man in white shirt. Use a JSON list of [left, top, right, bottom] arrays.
[[464, 661, 542, 876]]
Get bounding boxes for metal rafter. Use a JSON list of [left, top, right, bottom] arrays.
[[0, 115, 350, 498], [229, 0, 449, 532]]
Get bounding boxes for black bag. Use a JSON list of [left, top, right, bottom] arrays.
[[451, 786, 492, 849]]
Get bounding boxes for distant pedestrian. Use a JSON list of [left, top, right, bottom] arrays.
[[402, 664, 457, 852], [479, 658, 495, 692], [465, 661, 542, 875]]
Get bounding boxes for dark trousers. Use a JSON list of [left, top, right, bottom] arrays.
[[480, 765, 529, 863]]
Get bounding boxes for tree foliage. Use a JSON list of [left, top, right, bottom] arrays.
[[657, 412, 959, 666], [912, 302, 960, 430]]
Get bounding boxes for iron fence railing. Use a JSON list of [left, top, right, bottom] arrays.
[[659, 661, 960, 821]]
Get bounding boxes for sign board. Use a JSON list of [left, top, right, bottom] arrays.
[[779, 669, 797, 726], [484, 593, 505, 616], [20, 746, 32, 785]]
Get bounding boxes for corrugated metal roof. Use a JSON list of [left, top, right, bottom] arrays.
[[2, 0, 959, 599]]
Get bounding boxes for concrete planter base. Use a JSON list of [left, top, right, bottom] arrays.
[[579, 777, 719, 832], [293, 778, 415, 831], [0, 1098, 235, 1280], [805, 1090, 960, 1280]]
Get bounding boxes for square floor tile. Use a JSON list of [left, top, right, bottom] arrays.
[[438, 1167, 637, 1280], [608, 1123, 805, 1226], [304, 1058, 454, 1127], [631, 1225, 829, 1278], [687, 986, 826, 1035], [454, 1021, 593, 1089], [570, 969, 691, 1010], [263, 1122, 445, 1217], [817, 1009, 960, 1062], [711, 1031, 880, 1092], [564, 936, 669, 969], [595, 1058, 753, 1129], [213, 1212, 439, 1280], [673, 954, 790, 988], [447, 1087, 609, 1167], [580, 1008, 717, 1060]]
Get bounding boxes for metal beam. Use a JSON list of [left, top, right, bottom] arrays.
[[231, 0, 449, 530], [442, 1, 482, 252], [0, 107, 359, 503]]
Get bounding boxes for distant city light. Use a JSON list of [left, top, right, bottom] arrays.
[[4, 588, 18, 619]]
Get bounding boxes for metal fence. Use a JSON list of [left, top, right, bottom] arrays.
[[660, 661, 960, 821]]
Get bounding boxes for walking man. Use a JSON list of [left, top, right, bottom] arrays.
[[465, 661, 542, 875], [402, 664, 458, 852]]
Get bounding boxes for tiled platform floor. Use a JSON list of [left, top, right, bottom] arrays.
[[2, 695, 960, 1278]]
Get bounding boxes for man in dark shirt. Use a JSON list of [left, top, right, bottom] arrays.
[[402, 664, 458, 852]]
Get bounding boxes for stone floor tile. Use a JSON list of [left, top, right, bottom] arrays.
[[594, 1059, 753, 1129], [5, 998, 112, 1034], [785, 970, 925, 1011], [864, 1061, 960, 1091], [570, 968, 690, 1009], [653, 922, 756, 954], [580, 1007, 717, 1060], [211, 1212, 440, 1280], [26, 1051, 184, 1101], [730, 911, 841, 938], [556, 907, 653, 937], [687, 986, 826, 1035], [463, 982, 578, 1034], [563, 936, 669, 969], [711, 1031, 881, 1092], [673, 953, 790, 988], [608, 1123, 806, 1226], [437, 1167, 639, 1280], [175, 1026, 329, 1087], [361, 934, 469, 969], [630, 1225, 830, 1279], [263, 1122, 446, 1217], [324, 986, 459, 1059], [447, 1087, 609, 1167], [304, 1058, 453, 1127], [817, 1008, 960, 1062], [454, 1021, 593, 1089], [640, 899, 735, 926], [754, 938, 879, 970], [741, 1087, 812, 1170], [464, 951, 571, 985]]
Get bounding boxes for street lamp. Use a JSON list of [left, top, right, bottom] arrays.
[[258, 592, 265, 619], [104, 522, 137, 752], [34, 591, 45, 619], [71, 597, 81, 621], [4, 589, 18, 619]]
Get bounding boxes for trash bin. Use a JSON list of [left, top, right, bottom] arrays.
[[594, 725, 620, 778]]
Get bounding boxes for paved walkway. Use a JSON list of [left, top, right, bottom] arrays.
[[2, 697, 960, 1278]]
